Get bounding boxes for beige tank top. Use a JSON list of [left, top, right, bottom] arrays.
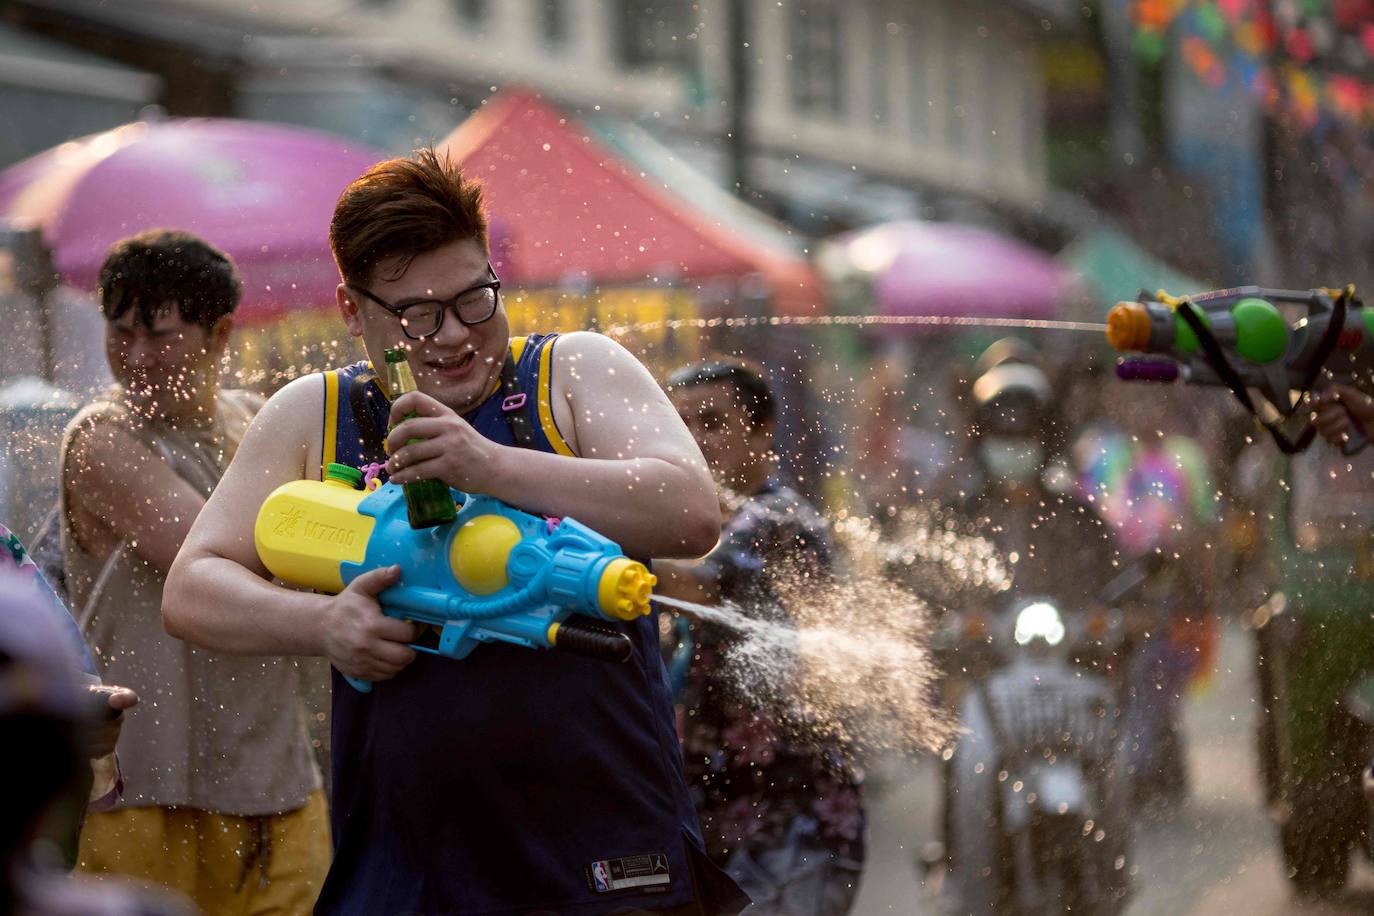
[[60, 389, 321, 816]]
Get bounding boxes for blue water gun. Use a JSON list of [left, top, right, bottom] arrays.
[[255, 463, 656, 691]]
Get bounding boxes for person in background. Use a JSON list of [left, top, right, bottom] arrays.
[[1, 521, 136, 861], [60, 230, 329, 913], [656, 359, 865, 916], [950, 354, 1116, 597], [1073, 392, 1217, 805], [1231, 378, 1374, 889], [941, 347, 1124, 914], [1298, 382, 1374, 860], [0, 570, 186, 916]]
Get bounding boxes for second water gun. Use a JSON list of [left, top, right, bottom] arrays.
[[1106, 285, 1370, 454], [254, 463, 657, 691]]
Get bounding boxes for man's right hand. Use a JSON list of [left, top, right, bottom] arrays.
[[1311, 383, 1374, 449], [321, 565, 424, 681]]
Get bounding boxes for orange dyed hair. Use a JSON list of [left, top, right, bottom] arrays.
[[329, 147, 487, 287]]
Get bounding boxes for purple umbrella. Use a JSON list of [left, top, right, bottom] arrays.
[[0, 118, 388, 324], [831, 220, 1075, 319]]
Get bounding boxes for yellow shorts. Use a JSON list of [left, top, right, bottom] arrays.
[[77, 791, 331, 916]]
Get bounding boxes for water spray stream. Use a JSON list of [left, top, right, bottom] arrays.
[[604, 313, 1108, 338], [655, 594, 754, 629], [655, 578, 956, 760]]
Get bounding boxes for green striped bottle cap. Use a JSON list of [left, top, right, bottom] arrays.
[[325, 463, 364, 489]]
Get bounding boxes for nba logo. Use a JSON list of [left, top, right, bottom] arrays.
[[592, 861, 612, 892]]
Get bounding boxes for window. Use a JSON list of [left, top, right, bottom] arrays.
[[908, 14, 929, 139], [871, 14, 891, 128], [540, 0, 569, 47], [619, 1, 694, 68], [454, 0, 486, 23], [789, 0, 844, 118], [944, 17, 970, 153], [989, 40, 1019, 177]]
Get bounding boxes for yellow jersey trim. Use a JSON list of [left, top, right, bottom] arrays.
[[536, 338, 575, 457], [476, 338, 527, 401], [322, 370, 340, 478]]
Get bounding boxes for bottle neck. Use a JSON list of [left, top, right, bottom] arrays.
[[384, 358, 418, 400]]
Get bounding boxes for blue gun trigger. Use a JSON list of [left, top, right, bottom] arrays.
[[436, 619, 480, 658], [344, 674, 374, 693], [474, 605, 563, 651]]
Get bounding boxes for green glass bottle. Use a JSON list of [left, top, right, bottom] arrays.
[[383, 347, 457, 529]]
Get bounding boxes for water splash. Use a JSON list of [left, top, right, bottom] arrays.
[[834, 507, 1012, 611], [657, 574, 956, 758]]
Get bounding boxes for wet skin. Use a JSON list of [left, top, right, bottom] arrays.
[[105, 305, 230, 425]]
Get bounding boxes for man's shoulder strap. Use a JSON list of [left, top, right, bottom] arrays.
[[500, 342, 537, 450], [345, 367, 388, 468]]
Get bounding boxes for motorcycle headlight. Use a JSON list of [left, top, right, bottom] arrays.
[[1013, 601, 1066, 647]]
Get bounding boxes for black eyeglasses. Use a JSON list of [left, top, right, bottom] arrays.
[[348, 263, 501, 340]]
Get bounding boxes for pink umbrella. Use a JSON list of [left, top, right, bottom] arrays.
[[0, 119, 388, 324], [831, 220, 1075, 318]]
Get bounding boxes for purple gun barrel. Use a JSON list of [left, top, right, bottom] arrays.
[[1116, 358, 1180, 383]]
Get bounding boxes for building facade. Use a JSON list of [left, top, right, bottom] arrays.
[[4, 0, 1063, 227]]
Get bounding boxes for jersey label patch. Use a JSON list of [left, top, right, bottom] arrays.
[[586, 852, 671, 893]]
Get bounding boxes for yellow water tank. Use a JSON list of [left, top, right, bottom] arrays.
[[255, 474, 374, 593]]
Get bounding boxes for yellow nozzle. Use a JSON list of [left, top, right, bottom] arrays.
[[598, 558, 655, 621], [1106, 301, 1151, 352]]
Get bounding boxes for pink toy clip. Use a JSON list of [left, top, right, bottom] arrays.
[[361, 462, 387, 492]]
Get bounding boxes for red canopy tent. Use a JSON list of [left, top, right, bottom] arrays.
[[436, 89, 823, 317]]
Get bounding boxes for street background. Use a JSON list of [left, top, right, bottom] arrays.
[[3, 2, 1374, 914]]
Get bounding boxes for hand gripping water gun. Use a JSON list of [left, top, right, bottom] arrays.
[[254, 463, 656, 691], [1106, 285, 1372, 454]]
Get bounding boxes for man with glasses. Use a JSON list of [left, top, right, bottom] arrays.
[[164, 150, 747, 915]]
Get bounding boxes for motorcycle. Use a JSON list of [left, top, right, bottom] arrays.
[[935, 595, 1132, 916]]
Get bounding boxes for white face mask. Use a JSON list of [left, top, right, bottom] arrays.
[[978, 437, 1045, 484]]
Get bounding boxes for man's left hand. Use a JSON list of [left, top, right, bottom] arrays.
[[386, 391, 501, 493], [86, 685, 138, 760]]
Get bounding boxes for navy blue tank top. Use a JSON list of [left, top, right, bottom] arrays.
[[312, 334, 745, 915]]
